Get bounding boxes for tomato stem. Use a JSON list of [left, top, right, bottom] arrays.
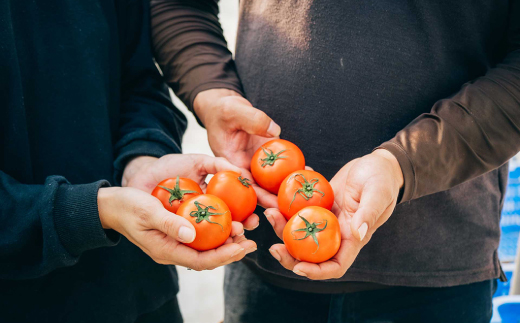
[[158, 176, 199, 206], [287, 173, 325, 211], [189, 201, 228, 231], [238, 176, 252, 188], [291, 215, 328, 254], [260, 147, 288, 167]]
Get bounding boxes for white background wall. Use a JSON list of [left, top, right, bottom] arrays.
[[174, 1, 239, 322]]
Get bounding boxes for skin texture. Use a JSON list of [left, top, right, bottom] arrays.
[[176, 194, 232, 251], [193, 89, 280, 209], [251, 139, 305, 194], [283, 206, 341, 263], [278, 170, 334, 220], [151, 177, 203, 213], [265, 149, 403, 279], [207, 171, 258, 222]]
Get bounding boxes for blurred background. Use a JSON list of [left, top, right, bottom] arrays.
[[172, 1, 520, 322]]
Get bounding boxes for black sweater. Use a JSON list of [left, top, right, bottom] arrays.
[[0, 0, 186, 321], [151, 0, 519, 292]]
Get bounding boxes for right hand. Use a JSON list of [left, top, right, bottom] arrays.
[[193, 89, 280, 209], [97, 186, 256, 270]]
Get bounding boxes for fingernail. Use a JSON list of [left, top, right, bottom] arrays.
[[264, 212, 275, 227], [251, 222, 260, 230], [358, 222, 368, 242], [293, 269, 307, 277], [178, 226, 195, 243], [267, 121, 281, 137], [238, 230, 245, 236], [230, 248, 245, 258], [246, 247, 257, 254], [269, 249, 281, 261]]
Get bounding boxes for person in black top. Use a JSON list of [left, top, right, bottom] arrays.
[[0, 0, 257, 322]]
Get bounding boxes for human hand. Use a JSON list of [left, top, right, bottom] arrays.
[[193, 89, 281, 209], [122, 154, 259, 230], [98, 186, 256, 270], [266, 149, 403, 279]]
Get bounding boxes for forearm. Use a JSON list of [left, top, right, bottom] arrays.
[[380, 50, 520, 202], [0, 173, 118, 279], [151, 0, 243, 110]]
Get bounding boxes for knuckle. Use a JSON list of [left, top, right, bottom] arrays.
[[251, 110, 270, 131], [161, 216, 177, 236]]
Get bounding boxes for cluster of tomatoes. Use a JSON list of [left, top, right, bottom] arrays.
[[151, 139, 341, 264]]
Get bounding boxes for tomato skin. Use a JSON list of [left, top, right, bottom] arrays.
[[283, 206, 341, 263], [278, 170, 334, 220], [206, 171, 258, 222], [176, 194, 232, 251], [250, 139, 305, 194], [151, 177, 203, 213]]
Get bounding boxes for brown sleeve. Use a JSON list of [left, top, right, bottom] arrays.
[[379, 5, 520, 203], [150, 0, 244, 111]]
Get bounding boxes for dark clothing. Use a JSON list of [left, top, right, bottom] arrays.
[[224, 262, 496, 323], [152, 0, 518, 292], [135, 297, 183, 323], [0, 0, 186, 322]]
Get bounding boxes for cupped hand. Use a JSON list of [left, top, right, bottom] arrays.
[[122, 154, 259, 230], [98, 186, 256, 270], [266, 149, 403, 280]]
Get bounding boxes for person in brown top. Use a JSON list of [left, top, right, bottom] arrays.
[[151, 0, 520, 322]]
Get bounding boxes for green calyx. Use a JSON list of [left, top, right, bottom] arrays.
[[238, 176, 252, 188], [260, 147, 288, 167], [158, 176, 199, 206], [287, 173, 325, 211], [189, 201, 228, 231], [291, 215, 328, 254]]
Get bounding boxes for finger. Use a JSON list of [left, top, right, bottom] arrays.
[[208, 240, 257, 270], [350, 183, 393, 242], [231, 221, 245, 237], [293, 238, 361, 280], [305, 165, 314, 171], [269, 243, 300, 271], [256, 187, 278, 209], [197, 155, 242, 176], [148, 207, 197, 244], [230, 105, 281, 137], [242, 213, 260, 230], [264, 208, 287, 240]]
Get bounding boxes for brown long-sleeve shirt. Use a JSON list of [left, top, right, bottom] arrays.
[[151, 0, 519, 292]]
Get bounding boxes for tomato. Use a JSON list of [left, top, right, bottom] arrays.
[[250, 139, 305, 194], [152, 176, 203, 213], [283, 206, 341, 263], [176, 194, 232, 251], [278, 170, 334, 220], [206, 171, 258, 222]]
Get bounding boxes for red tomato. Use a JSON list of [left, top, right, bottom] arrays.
[[151, 176, 203, 213], [250, 139, 305, 194], [283, 206, 341, 263], [176, 194, 232, 251], [278, 170, 334, 220], [206, 171, 258, 222]]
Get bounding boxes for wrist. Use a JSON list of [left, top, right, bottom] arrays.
[[97, 187, 122, 230], [372, 149, 404, 189], [193, 89, 243, 125]]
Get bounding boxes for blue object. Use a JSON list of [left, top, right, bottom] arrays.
[[493, 296, 520, 323]]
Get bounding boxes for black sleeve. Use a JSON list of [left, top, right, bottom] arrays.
[[150, 0, 244, 111], [113, 0, 187, 184], [0, 173, 118, 280], [379, 1, 520, 203]]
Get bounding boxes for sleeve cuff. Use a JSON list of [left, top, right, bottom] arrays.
[[54, 180, 120, 256], [376, 142, 416, 203]]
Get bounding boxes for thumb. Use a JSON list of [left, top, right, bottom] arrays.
[[231, 105, 281, 137], [150, 207, 197, 244], [349, 183, 393, 242]]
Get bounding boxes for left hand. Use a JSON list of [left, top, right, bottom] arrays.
[[122, 154, 260, 230], [266, 149, 403, 280]]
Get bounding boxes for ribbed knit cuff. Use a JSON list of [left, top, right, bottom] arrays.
[[54, 180, 119, 256], [376, 142, 415, 203]]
